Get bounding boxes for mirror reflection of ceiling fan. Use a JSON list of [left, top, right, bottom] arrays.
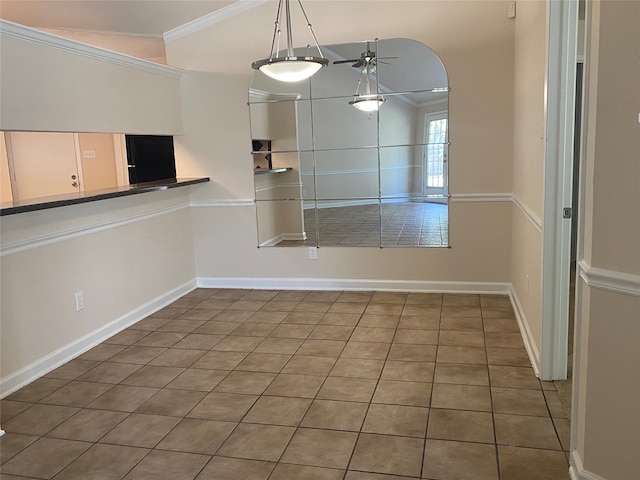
[[333, 43, 398, 112]]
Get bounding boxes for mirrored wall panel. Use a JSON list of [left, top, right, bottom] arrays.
[[249, 38, 449, 247]]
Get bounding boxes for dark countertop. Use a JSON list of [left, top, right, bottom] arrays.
[[0, 177, 210, 216]]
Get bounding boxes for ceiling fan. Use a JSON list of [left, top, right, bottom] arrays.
[[332, 43, 398, 70]]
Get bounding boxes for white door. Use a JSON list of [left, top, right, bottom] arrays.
[[422, 112, 448, 199], [6, 132, 81, 200]]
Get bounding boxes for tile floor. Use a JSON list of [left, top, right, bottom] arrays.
[[276, 202, 449, 247], [0, 289, 570, 479]]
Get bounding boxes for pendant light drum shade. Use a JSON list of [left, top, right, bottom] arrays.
[[252, 55, 327, 83], [251, 0, 328, 82]]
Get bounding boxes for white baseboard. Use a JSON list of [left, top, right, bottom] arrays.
[[509, 285, 541, 377], [198, 276, 511, 294], [259, 233, 306, 247], [569, 450, 608, 480], [0, 279, 196, 398]]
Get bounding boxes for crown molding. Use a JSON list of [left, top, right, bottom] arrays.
[[0, 19, 183, 79], [164, 0, 269, 44]]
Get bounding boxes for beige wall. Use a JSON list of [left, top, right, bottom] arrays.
[[0, 22, 183, 135], [572, 1, 640, 479], [172, 1, 515, 285], [0, 135, 13, 202], [510, 0, 547, 366], [77, 133, 118, 191], [0, 188, 196, 392]]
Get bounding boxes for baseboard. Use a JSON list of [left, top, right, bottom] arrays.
[[259, 233, 306, 247], [569, 450, 608, 480], [509, 285, 542, 377], [198, 276, 511, 294], [0, 279, 196, 398]]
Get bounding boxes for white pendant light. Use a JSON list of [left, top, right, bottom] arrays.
[[251, 0, 328, 82], [349, 63, 385, 111]]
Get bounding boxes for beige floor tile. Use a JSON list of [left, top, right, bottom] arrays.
[[212, 336, 263, 352], [135, 388, 206, 416], [440, 316, 484, 331], [393, 329, 439, 345], [482, 306, 516, 319], [5, 378, 70, 403], [423, 439, 499, 480], [77, 361, 142, 384], [269, 463, 344, 480], [494, 413, 562, 450], [301, 399, 368, 431], [430, 383, 492, 412], [434, 363, 489, 386], [486, 347, 532, 366], [230, 323, 277, 337], [100, 413, 180, 448], [188, 392, 258, 421], [351, 327, 396, 343], [491, 388, 549, 417], [349, 433, 424, 477], [341, 341, 390, 360], [294, 302, 333, 313], [358, 314, 400, 328], [156, 417, 236, 454], [371, 292, 408, 304], [498, 445, 569, 480], [263, 373, 325, 398], [544, 389, 567, 418], [129, 317, 172, 331], [484, 332, 524, 348], [372, 380, 431, 407], [381, 361, 435, 382], [87, 385, 159, 412], [47, 409, 128, 442], [345, 472, 414, 480], [316, 376, 377, 402], [3, 404, 79, 436], [327, 302, 368, 314], [427, 408, 495, 443], [254, 337, 304, 354], [483, 317, 520, 333], [135, 331, 188, 347], [55, 443, 149, 480], [0, 432, 39, 464], [398, 315, 441, 329], [438, 330, 485, 347], [243, 395, 312, 426], [319, 313, 363, 326], [39, 381, 112, 407], [213, 371, 276, 395], [281, 355, 337, 376], [330, 358, 384, 379], [175, 308, 220, 321], [78, 343, 127, 361], [282, 312, 325, 324], [165, 368, 228, 391], [281, 428, 358, 469], [191, 350, 247, 370], [121, 365, 185, 388], [553, 417, 571, 451], [298, 339, 346, 357], [443, 293, 481, 306], [152, 306, 191, 318], [259, 301, 300, 313], [108, 345, 167, 364], [489, 365, 540, 389], [269, 324, 315, 339], [387, 344, 437, 362], [198, 456, 276, 480], [124, 450, 209, 480], [309, 325, 355, 341], [0, 401, 32, 424], [480, 295, 512, 308], [218, 423, 296, 462], [0, 437, 91, 479], [235, 353, 292, 373], [147, 348, 206, 368], [246, 311, 289, 323], [441, 305, 482, 318], [305, 291, 343, 302], [362, 404, 428, 437], [194, 321, 242, 335], [436, 346, 487, 364]]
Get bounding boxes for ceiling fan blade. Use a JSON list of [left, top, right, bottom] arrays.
[[333, 58, 360, 64]]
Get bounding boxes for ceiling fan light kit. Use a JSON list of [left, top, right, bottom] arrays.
[[349, 94, 386, 112], [251, 0, 328, 82]]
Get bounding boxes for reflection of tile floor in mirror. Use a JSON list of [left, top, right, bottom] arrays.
[[1, 289, 570, 480], [278, 202, 449, 247]]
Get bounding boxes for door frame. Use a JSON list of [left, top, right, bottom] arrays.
[[422, 111, 448, 199], [540, 0, 579, 380]]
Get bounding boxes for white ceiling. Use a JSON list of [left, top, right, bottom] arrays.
[[0, 0, 236, 36]]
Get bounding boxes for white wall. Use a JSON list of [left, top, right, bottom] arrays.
[[170, 1, 515, 288], [0, 21, 183, 135], [510, 0, 546, 372], [571, 1, 640, 478]]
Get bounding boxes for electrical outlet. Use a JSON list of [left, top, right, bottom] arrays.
[[75, 291, 85, 311], [308, 246, 318, 260], [525, 275, 530, 294], [83, 150, 96, 159], [507, 1, 516, 18]]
